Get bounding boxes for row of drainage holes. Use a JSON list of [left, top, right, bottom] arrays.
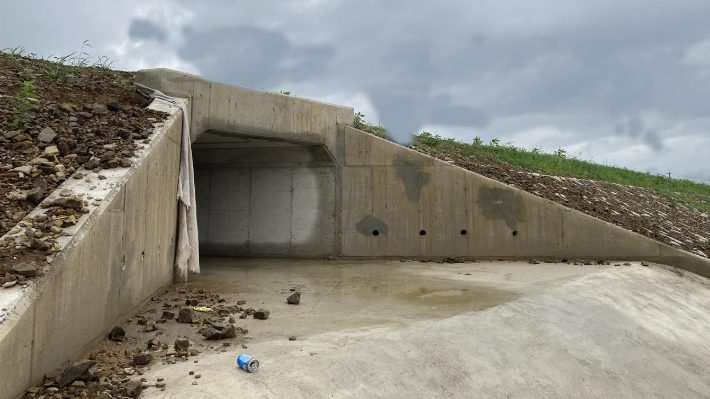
[[372, 229, 519, 237]]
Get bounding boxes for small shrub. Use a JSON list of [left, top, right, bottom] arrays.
[[354, 111, 388, 140]]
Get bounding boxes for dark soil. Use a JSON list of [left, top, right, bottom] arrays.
[[413, 146, 710, 259], [0, 53, 168, 278]]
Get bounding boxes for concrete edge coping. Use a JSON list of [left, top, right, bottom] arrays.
[[0, 100, 184, 329]]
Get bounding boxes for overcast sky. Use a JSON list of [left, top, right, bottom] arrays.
[[2, 0, 709, 183]]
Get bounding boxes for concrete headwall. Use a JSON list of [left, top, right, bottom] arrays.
[[135, 69, 353, 153], [0, 102, 182, 399]]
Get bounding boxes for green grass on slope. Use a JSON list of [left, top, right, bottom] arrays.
[[354, 112, 388, 140], [412, 132, 710, 212]]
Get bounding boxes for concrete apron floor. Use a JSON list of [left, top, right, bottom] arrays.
[[141, 258, 710, 398]]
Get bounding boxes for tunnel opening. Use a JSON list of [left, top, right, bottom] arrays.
[[192, 130, 337, 257]]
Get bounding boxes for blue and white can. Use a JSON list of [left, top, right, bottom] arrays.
[[237, 353, 259, 373]]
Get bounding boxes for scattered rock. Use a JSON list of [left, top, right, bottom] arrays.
[[177, 307, 194, 323], [107, 101, 122, 112], [108, 326, 125, 341], [641, 261, 650, 267], [124, 380, 143, 398], [161, 310, 175, 320], [53, 197, 83, 209], [58, 361, 96, 387], [289, 336, 297, 341], [220, 324, 237, 339], [133, 353, 154, 366], [201, 327, 222, 340], [12, 165, 32, 175], [37, 127, 57, 143], [27, 188, 45, 204], [287, 292, 301, 305], [237, 300, 246, 305], [174, 337, 190, 351], [144, 320, 158, 332], [91, 103, 109, 115], [12, 263, 38, 277], [253, 309, 270, 320], [2, 281, 17, 288]]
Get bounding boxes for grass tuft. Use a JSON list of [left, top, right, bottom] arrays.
[[354, 112, 388, 140]]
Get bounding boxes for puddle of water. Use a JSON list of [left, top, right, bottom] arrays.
[[393, 285, 519, 314]]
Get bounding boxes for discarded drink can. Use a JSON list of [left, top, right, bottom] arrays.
[[237, 353, 259, 373]]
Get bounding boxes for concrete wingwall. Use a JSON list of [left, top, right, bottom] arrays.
[[339, 127, 710, 279], [0, 103, 182, 399], [133, 69, 710, 279]]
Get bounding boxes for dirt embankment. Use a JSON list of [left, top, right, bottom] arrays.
[[0, 53, 167, 281]]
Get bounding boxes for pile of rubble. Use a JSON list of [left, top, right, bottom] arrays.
[[18, 286, 277, 398]]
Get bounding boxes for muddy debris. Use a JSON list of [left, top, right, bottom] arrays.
[[287, 291, 301, 305]]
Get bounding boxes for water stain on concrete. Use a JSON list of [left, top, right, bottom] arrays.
[[395, 156, 430, 202], [478, 186, 526, 230], [356, 214, 389, 236]]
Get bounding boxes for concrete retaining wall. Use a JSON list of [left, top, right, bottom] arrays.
[[0, 102, 182, 399]]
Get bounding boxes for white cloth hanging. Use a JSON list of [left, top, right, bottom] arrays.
[[136, 83, 200, 281]]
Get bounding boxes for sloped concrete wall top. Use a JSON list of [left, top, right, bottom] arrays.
[[135, 69, 354, 157]]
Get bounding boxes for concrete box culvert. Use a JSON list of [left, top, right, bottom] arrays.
[[133, 68, 709, 277]]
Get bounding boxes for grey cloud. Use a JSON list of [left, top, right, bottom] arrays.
[[160, 0, 710, 177], [367, 90, 488, 144], [177, 26, 334, 89], [644, 131, 664, 151], [627, 118, 643, 139], [128, 19, 167, 42]]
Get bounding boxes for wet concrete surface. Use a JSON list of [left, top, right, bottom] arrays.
[[137, 258, 710, 398]]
